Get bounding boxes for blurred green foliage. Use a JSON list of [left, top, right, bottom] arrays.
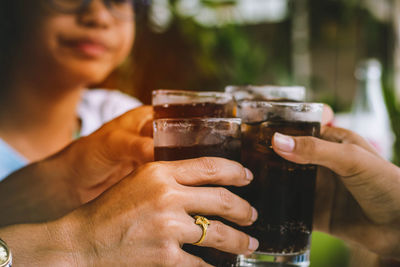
[[311, 232, 350, 267], [169, 3, 294, 89], [177, 19, 291, 86]]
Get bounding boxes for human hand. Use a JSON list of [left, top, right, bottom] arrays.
[[59, 158, 259, 266], [271, 126, 400, 259], [322, 104, 334, 126], [0, 106, 155, 226], [46, 105, 154, 204]]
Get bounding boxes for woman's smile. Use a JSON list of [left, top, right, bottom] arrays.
[[59, 36, 112, 59]]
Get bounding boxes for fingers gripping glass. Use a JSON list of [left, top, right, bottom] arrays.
[[47, 0, 136, 20]]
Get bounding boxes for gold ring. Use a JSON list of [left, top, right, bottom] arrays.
[[192, 215, 210, 245]]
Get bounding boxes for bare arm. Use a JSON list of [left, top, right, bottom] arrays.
[[0, 106, 153, 227], [0, 159, 79, 226], [1, 158, 259, 266], [0, 220, 78, 267]]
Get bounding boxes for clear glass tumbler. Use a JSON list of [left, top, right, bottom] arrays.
[[236, 101, 323, 267], [154, 117, 242, 267]]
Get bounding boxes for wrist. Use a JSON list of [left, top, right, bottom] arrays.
[[39, 152, 82, 210], [44, 215, 83, 266], [54, 209, 100, 267], [50, 141, 92, 205], [0, 219, 80, 266]]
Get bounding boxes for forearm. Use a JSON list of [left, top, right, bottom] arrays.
[[0, 159, 80, 226], [0, 219, 79, 266]]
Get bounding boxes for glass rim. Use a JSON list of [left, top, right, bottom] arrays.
[[225, 85, 306, 92], [225, 85, 306, 102], [154, 117, 242, 125], [153, 89, 231, 97], [152, 89, 233, 105], [238, 100, 324, 111]]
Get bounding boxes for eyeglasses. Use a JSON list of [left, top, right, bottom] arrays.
[[47, 0, 138, 20]]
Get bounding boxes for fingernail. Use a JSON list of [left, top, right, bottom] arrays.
[[248, 237, 259, 252], [245, 168, 253, 181], [251, 207, 258, 223], [273, 133, 295, 152]]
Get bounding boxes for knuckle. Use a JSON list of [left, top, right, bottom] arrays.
[[212, 221, 228, 247], [158, 243, 181, 267], [236, 234, 250, 253], [344, 143, 362, 155], [141, 162, 169, 178], [295, 137, 317, 160], [218, 188, 234, 211], [139, 163, 183, 208], [100, 129, 121, 147], [133, 138, 147, 152], [135, 139, 153, 162], [244, 205, 254, 226], [340, 144, 365, 176], [323, 126, 357, 144], [156, 215, 180, 237], [154, 185, 181, 210], [196, 157, 219, 178], [103, 129, 122, 143]]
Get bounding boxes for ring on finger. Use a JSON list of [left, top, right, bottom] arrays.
[[192, 215, 210, 246]]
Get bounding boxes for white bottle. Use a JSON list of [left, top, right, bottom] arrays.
[[350, 59, 394, 160]]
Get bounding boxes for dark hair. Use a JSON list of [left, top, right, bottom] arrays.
[[0, 1, 34, 84]]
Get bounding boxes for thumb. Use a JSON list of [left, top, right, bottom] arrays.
[[102, 129, 154, 164], [271, 132, 400, 224], [322, 104, 334, 126], [271, 132, 370, 176], [107, 105, 154, 135]]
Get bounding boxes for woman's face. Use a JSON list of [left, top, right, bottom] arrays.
[[21, 0, 135, 85]]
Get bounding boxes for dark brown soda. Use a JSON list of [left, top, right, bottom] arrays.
[[154, 143, 240, 162], [154, 140, 241, 267], [153, 102, 235, 119], [240, 120, 320, 254]]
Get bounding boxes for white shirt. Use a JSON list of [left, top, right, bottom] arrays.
[[0, 89, 142, 180]]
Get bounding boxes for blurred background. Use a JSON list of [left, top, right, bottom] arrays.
[[98, 1, 400, 265], [101, 0, 400, 162]]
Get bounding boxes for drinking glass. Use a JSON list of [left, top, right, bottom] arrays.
[[236, 101, 323, 267], [154, 117, 242, 267]]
